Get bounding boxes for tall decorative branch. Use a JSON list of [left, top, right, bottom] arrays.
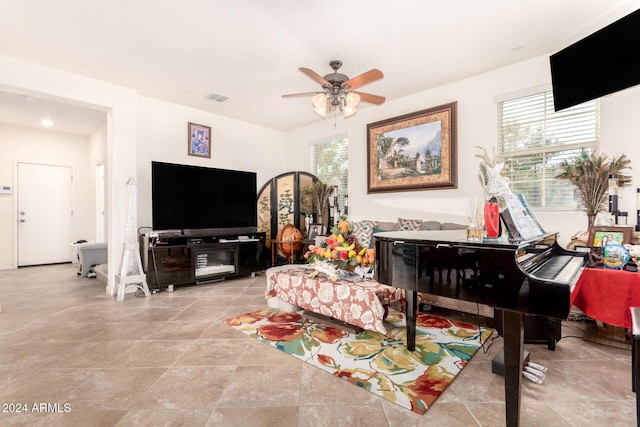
[[303, 181, 334, 219], [555, 149, 631, 226]]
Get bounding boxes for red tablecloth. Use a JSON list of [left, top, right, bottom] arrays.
[[571, 268, 640, 329]]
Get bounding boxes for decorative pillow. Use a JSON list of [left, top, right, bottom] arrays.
[[370, 227, 387, 248], [398, 218, 422, 231], [442, 222, 468, 230], [352, 220, 376, 249], [375, 221, 399, 231], [420, 221, 442, 230]]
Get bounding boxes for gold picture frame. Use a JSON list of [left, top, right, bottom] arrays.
[[188, 122, 211, 158], [367, 102, 457, 193], [587, 226, 633, 247]]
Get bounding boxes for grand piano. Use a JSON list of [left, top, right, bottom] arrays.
[[375, 229, 587, 427]]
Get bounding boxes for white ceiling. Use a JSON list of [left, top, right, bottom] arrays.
[[0, 90, 107, 136], [0, 0, 638, 135]]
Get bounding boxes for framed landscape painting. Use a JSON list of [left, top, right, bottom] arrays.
[[188, 122, 211, 158], [367, 102, 457, 193]]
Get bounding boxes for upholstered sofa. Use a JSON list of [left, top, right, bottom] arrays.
[[350, 217, 468, 250]]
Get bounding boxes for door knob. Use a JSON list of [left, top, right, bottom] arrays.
[[19, 219, 25, 222]]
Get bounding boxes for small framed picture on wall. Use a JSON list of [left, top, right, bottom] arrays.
[[188, 122, 211, 158]]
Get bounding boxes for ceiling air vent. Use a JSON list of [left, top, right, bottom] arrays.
[[204, 92, 230, 103]]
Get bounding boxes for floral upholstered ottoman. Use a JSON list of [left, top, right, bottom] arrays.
[[265, 265, 404, 335]]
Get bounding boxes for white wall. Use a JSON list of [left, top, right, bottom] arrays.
[[284, 54, 640, 247], [0, 124, 95, 268], [135, 96, 288, 229]]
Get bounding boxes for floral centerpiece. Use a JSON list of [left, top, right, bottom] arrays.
[[304, 216, 375, 277]]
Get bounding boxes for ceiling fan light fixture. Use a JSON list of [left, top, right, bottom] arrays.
[[312, 93, 327, 109], [342, 105, 357, 118], [312, 93, 328, 117], [345, 92, 361, 108], [313, 106, 327, 118], [283, 60, 384, 121]]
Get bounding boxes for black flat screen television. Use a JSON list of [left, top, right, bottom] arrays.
[[151, 161, 257, 234], [550, 8, 640, 111]]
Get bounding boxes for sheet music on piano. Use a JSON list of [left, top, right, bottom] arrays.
[[501, 194, 546, 241]]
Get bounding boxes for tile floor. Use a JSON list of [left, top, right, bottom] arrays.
[[0, 263, 636, 426]]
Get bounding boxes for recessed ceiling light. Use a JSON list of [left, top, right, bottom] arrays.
[[41, 119, 53, 127]]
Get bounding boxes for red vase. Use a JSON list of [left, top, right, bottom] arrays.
[[484, 201, 500, 238]]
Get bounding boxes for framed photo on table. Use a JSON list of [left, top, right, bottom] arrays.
[[307, 223, 325, 240], [587, 226, 633, 247], [188, 122, 211, 158]]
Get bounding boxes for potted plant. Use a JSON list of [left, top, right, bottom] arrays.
[[302, 181, 334, 228], [556, 149, 631, 227]]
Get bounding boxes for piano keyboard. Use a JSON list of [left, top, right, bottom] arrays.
[[531, 254, 584, 285]]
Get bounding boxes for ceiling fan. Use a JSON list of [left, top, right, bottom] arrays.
[[282, 60, 385, 118]]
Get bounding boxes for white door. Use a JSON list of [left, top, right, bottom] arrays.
[[18, 163, 74, 266]]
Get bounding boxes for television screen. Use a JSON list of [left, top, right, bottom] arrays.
[[550, 8, 640, 111], [151, 161, 257, 232]]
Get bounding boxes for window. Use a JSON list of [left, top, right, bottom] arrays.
[[311, 137, 349, 215], [498, 90, 599, 209]]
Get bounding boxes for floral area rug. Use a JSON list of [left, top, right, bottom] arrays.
[[223, 307, 493, 414]]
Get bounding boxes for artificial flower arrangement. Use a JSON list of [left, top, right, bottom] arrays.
[[304, 216, 375, 276]]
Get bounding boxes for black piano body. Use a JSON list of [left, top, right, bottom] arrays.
[[374, 229, 586, 427]]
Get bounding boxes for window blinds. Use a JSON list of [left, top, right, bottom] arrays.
[[311, 137, 349, 210], [498, 91, 599, 208]]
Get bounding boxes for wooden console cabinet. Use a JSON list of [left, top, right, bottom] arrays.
[[139, 231, 268, 289]]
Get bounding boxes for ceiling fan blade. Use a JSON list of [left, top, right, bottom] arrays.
[[343, 69, 383, 90], [352, 91, 385, 105], [299, 67, 331, 86], [281, 92, 320, 98]]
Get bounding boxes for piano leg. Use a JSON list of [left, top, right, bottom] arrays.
[[502, 310, 525, 427], [406, 290, 418, 351]]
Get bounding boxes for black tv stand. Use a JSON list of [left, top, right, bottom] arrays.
[[140, 231, 267, 290]]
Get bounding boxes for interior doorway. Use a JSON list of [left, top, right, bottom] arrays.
[[17, 162, 74, 266], [96, 164, 105, 242]]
